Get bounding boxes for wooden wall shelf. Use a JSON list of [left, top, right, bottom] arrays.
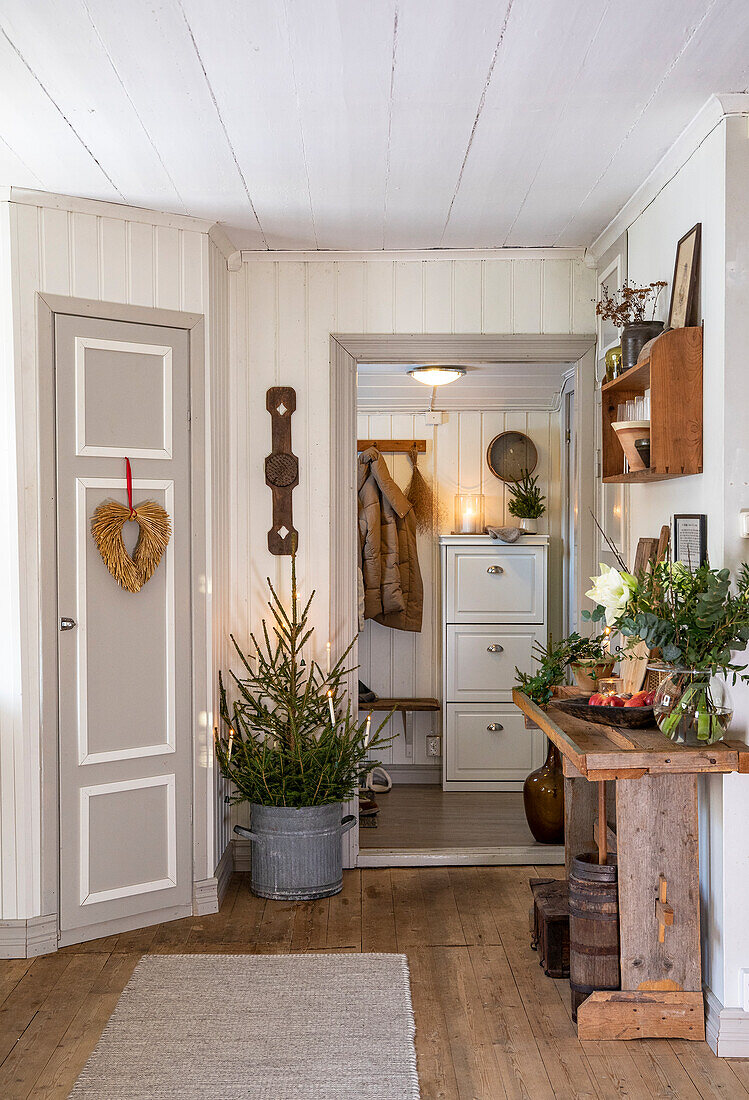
[[601, 326, 702, 483]]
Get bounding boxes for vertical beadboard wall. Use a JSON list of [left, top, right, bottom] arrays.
[[231, 257, 594, 819], [0, 197, 225, 919], [356, 407, 562, 771], [207, 239, 232, 870]]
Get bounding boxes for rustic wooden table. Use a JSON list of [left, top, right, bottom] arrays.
[[513, 687, 749, 1042]]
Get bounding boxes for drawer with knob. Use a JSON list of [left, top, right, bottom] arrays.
[[445, 624, 541, 702], [445, 704, 536, 783], [444, 545, 545, 624]]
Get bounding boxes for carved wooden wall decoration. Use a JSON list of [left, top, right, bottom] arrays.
[[265, 386, 298, 555]]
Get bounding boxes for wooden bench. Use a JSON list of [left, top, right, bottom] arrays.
[[366, 697, 440, 750]]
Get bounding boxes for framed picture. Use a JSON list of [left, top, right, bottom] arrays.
[[673, 514, 707, 570], [668, 223, 701, 328]]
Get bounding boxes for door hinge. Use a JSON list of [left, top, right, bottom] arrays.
[[565, 429, 571, 443]]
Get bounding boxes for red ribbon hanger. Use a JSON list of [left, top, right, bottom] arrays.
[[125, 457, 135, 518]]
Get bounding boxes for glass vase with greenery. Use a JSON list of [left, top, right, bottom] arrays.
[[215, 549, 392, 807]]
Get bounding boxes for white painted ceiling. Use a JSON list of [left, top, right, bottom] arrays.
[[357, 361, 571, 411], [2, 1, 748, 250]]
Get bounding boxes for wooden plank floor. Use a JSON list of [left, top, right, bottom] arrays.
[[359, 785, 540, 849], [1, 866, 746, 1099]]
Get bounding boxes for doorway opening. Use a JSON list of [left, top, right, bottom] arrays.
[[330, 334, 597, 868]]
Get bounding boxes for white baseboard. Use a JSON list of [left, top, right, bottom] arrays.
[[357, 844, 565, 867], [705, 986, 749, 1057], [386, 764, 441, 784], [0, 914, 57, 958], [193, 843, 234, 916], [215, 842, 234, 906]]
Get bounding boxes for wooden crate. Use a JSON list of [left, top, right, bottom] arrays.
[[530, 878, 569, 979]]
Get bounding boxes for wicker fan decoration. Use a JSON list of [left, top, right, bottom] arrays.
[[91, 459, 171, 593]]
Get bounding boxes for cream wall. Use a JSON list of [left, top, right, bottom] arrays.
[[610, 112, 749, 1018], [355, 406, 562, 772], [230, 255, 595, 820], [0, 192, 230, 921]]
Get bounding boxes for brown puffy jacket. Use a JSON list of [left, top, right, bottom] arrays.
[[358, 447, 423, 633]]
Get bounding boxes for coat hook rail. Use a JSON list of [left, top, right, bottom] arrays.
[[357, 439, 427, 453]]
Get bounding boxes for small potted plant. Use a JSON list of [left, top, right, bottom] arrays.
[[215, 547, 391, 899], [596, 280, 667, 370], [507, 469, 546, 534]]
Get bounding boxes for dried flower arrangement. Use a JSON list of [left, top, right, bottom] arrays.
[[596, 280, 667, 327]]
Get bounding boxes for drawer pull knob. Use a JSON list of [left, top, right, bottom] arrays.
[[487, 644, 504, 653], [487, 565, 504, 574], [487, 723, 504, 732]]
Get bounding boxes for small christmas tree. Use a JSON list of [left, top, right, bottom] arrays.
[[215, 547, 392, 807]]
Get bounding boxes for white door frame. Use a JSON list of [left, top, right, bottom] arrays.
[[36, 294, 212, 945], [329, 333, 597, 869]]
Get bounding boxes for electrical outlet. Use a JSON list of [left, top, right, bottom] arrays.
[[424, 411, 444, 425], [426, 735, 442, 757]]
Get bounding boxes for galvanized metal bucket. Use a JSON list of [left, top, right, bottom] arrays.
[[234, 802, 356, 900]]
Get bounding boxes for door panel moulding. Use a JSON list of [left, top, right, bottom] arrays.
[[330, 332, 597, 870], [33, 293, 212, 957]]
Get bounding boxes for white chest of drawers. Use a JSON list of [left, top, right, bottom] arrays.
[[439, 535, 548, 791]]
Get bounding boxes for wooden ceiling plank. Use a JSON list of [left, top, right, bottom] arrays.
[[381, 0, 506, 249], [178, 0, 316, 250], [0, 0, 186, 211], [285, 0, 396, 250], [0, 26, 120, 201], [81, 0, 266, 241], [558, 0, 749, 246], [504, 0, 721, 246], [441, 0, 605, 247]]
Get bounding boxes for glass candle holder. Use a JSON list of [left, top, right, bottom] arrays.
[[454, 493, 484, 534], [596, 677, 624, 697]]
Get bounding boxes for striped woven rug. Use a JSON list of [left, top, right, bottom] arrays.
[[70, 953, 419, 1099]]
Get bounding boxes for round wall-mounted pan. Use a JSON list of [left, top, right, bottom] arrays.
[[486, 431, 538, 482]]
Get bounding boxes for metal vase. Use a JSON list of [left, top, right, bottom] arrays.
[[234, 802, 356, 900]]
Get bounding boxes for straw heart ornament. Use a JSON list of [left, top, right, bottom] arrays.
[[91, 458, 171, 593]]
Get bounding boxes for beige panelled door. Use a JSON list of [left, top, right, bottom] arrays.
[[55, 314, 192, 945]]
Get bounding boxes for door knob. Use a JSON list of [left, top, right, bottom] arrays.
[[487, 723, 504, 732], [487, 644, 504, 653], [60, 617, 77, 631], [487, 565, 504, 574]]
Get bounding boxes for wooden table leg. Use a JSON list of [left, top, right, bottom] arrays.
[[577, 772, 705, 1041], [563, 765, 597, 876]]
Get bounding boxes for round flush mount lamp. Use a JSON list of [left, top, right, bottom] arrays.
[[408, 365, 466, 386]]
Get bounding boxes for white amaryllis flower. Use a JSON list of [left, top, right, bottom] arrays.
[[585, 564, 638, 627]]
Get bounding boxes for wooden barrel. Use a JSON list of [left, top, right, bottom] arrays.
[[569, 854, 620, 1020]]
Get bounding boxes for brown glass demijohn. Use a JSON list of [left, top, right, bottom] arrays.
[[523, 738, 564, 844]]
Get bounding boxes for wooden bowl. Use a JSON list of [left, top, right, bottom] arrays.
[[612, 420, 650, 471], [551, 697, 655, 729]]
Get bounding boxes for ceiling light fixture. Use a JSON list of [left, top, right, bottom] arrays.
[[408, 365, 466, 386]]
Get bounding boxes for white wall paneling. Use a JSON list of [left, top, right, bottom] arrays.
[[598, 108, 749, 1050], [229, 256, 595, 826], [0, 191, 231, 932]]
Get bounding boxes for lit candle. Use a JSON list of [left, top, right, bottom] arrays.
[[461, 500, 475, 534], [326, 641, 331, 676], [364, 713, 372, 748], [603, 627, 611, 655], [227, 727, 235, 762], [327, 690, 336, 727]]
